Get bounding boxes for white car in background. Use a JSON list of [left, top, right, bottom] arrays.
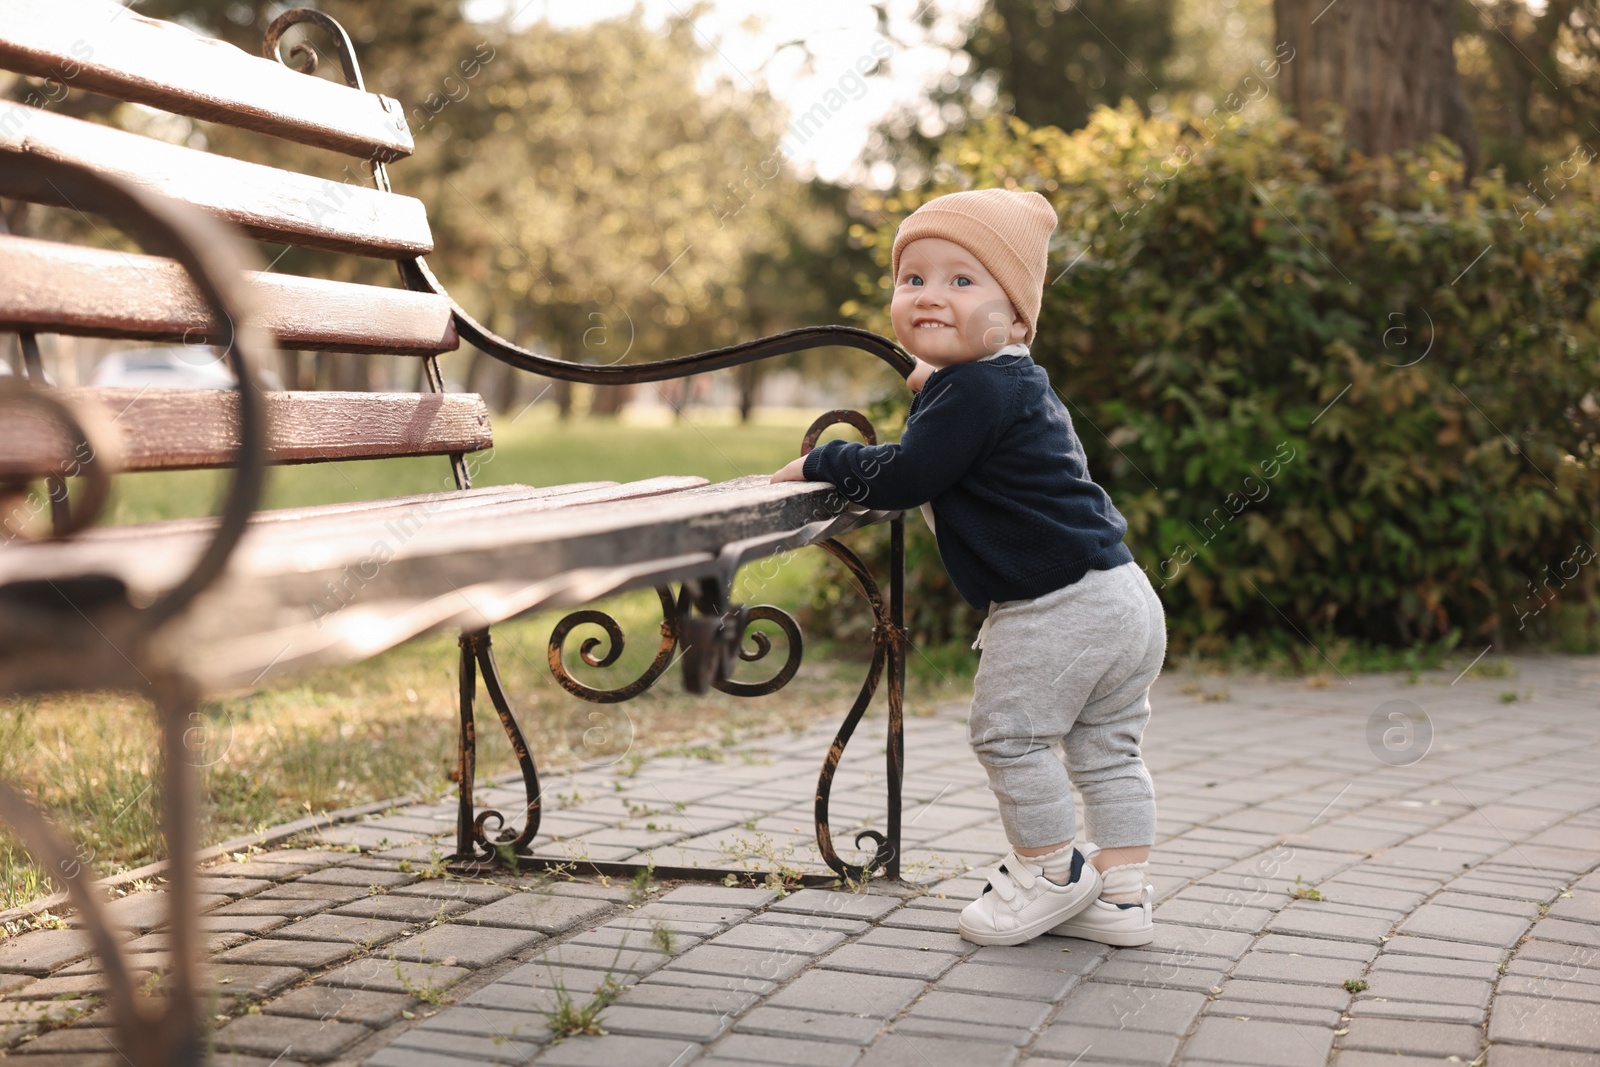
[[90, 346, 284, 390]]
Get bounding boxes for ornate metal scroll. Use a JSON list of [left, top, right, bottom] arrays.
[[454, 629, 542, 863], [800, 413, 905, 883], [0, 163, 271, 1067], [548, 585, 680, 703]]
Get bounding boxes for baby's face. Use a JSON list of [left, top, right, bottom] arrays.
[[890, 236, 1026, 368]]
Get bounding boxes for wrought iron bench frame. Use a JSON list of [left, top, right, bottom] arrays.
[[253, 11, 914, 888], [0, 6, 918, 1063]]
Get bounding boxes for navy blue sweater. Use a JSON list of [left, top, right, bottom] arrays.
[[802, 352, 1133, 609]]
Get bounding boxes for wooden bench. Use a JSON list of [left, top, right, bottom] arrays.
[[0, 5, 913, 1062]]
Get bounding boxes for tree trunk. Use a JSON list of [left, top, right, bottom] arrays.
[[736, 362, 760, 424], [1274, 0, 1479, 174]]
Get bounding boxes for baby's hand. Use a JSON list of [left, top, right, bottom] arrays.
[[770, 456, 808, 483], [907, 358, 934, 393]]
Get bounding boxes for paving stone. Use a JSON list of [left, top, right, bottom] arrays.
[[532, 942, 667, 976], [1490, 994, 1600, 1049], [1264, 904, 1394, 942], [852, 926, 974, 955], [196, 877, 277, 897], [1398, 902, 1532, 947], [366, 1047, 499, 1067], [1230, 950, 1370, 986], [1211, 979, 1350, 1012], [877, 909, 959, 933], [605, 915, 726, 939], [414, 1004, 552, 1041], [892, 1015, 1034, 1045], [666, 943, 813, 983], [387, 1028, 542, 1064], [212, 1013, 369, 1062], [1486, 1048, 1600, 1067], [316, 957, 469, 996], [203, 861, 326, 880], [1052, 981, 1204, 1033], [536, 1033, 703, 1066], [1358, 971, 1492, 1007], [264, 986, 416, 1027], [460, 979, 569, 1013], [1368, 950, 1500, 980], [1180, 1016, 1333, 1066], [614, 979, 762, 1017], [387, 881, 512, 905], [630, 902, 756, 929], [709, 923, 848, 956], [202, 914, 294, 934], [1142, 923, 1256, 960], [567, 926, 704, 954], [0, 928, 91, 975], [1348, 998, 1486, 1025], [743, 912, 870, 935], [1150, 898, 1273, 932], [818, 944, 958, 981], [658, 886, 777, 908], [968, 937, 1109, 974], [904, 989, 1049, 1030], [212, 898, 331, 918], [1088, 952, 1229, 994], [1338, 1017, 1484, 1058], [762, 969, 925, 1017], [1533, 918, 1600, 949], [1383, 934, 1506, 963], [269, 914, 412, 947], [296, 867, 418, 889], [385, 923, 544, 967], [1251, 934, 1378, 961], [640, 967, 778, 998], [330, 895, 475, 923], [216, 939, 358, 970], [707, 1032, 862, 1066], [453, 892, 611, 933], [935, 961, 1077, 1001], [205, 963, 304, 999], [857, 1033, 1016, 1066], [734, 1004, 884, 1044], [1202, 998, 1342, 1029], [1027, 1022, 1180, 1064], [766, 890, 900, 922], [254, 883, 372, 904]]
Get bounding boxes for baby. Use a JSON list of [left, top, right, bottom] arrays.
[[771, 189, 1167, 947]]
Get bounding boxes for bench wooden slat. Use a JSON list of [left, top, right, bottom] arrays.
[[0, 104, 433, 257], [78, 477, 711, 545], [0, 389, 492, 474], [0, 235, 458, 354], [0, 0, 415, 160]]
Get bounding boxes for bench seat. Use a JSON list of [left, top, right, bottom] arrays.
[[3, 473, 881, 691]]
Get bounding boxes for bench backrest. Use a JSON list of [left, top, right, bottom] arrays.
[[0, 0, 490, 476]]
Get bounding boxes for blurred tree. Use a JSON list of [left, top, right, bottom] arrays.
[[1455, 0, 1600, 181], [864, 0, 1177, 187], [15, 1, 846, 419], [1274, 0, 1480, 172]]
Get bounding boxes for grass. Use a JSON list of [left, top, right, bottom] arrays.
[[0, 411, 904, 911]]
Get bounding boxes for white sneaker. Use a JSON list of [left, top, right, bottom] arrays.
[[1046, 883, 1156, 946], [957, 848, 1102, 947]]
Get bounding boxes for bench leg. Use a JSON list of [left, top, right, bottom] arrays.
[[812, 514, 907, 884], [452, 628, 542, 866]]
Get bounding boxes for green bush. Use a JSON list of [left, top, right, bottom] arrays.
[[835, 105, 1600, 658]]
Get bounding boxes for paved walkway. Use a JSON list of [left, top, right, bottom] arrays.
[[1, 654, 1599, 1066]]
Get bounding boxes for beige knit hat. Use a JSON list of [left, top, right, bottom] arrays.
[[890, 188, 1058, 343]]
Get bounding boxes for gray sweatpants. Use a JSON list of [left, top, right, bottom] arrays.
[[968, 560, 1166, 850]]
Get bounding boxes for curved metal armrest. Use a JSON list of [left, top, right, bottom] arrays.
[[398, 257, 914, 385]]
